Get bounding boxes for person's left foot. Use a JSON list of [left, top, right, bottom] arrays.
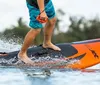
[[43, 42, 61, 51]]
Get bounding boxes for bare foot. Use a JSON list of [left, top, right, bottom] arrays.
[[18, 52, 34, 65], [43, 43, 61, 51]]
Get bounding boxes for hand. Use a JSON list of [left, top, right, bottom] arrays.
[[36, 11, 48, 23]]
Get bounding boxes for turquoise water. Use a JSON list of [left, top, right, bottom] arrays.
[[0, 40, 100, 85], [0, 67, 100, 85]]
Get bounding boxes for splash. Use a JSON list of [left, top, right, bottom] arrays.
[[0, 57, 16, 65], [0, 39, 21, 52]]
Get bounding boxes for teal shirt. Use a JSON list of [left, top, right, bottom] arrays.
[[26, 0, 50, 8]]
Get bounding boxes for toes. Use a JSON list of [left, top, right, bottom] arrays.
[[55, 46, 61, 51]]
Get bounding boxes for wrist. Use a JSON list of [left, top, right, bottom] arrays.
[[40, 9, 45, 12], [39, 9, 45, 14]]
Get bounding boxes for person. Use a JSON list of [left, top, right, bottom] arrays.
[[18, 0, 61, 64]]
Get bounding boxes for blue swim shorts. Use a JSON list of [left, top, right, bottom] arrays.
[[26, 0, 56, 29]]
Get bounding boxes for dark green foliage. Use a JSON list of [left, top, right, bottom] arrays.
[[53, 16, 100, 43], [3, 18, 30, 39]]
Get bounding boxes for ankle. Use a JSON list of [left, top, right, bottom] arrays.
[[43, 41, 52, 45], [19, 50, 26, 55]]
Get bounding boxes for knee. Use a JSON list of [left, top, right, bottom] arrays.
[[30, 29, 41, 34], [48, 18, 57, 26], [35, 29, 41, 33]]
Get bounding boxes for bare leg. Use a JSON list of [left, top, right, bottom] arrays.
[[43, 17, 61, 51], [18, 29, 41, 64]]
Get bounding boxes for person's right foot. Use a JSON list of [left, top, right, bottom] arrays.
[[18, 52, 34, 65]]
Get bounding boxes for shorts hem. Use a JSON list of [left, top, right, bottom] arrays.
[[29, 24, 43, 29], [49, 14, 56, 19]]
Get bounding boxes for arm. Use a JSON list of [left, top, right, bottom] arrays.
[[36, 0, 48, 23], [37, 0, 45, 12]]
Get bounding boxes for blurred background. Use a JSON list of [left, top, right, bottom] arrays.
[[0, 0, 100, 45]]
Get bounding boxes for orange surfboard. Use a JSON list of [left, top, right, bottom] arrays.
[[62, 38, 100, 69]]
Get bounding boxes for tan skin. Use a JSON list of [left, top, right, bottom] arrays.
[[18, 0, 61, 65]]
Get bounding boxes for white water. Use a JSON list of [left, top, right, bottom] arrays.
[[0, 39, 21, 52], [0, 39, 100, 85]]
